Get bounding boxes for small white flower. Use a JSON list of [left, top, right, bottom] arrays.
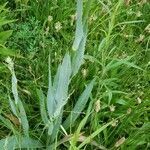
[[135, 34, 145, 43], [55, 21, 62, 32], [94, 100, 101, 112], [48, 15, 53, 22], [127, 108, 132, 114], [81, 69, 88, 78], [111, 119, 118, 127], [5, 57, 12, 64], [89, 14, 98, 24], [45, 26, 49, 35], [137, 97, 142, 104], [70, 14, 77, 26], [136, 11, 142, 17], [127, 8, 133, 15], [145, 24, 150, 33], [109, 105, 115, 112]]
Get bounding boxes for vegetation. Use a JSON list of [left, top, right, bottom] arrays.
[[0, 0, 149, 149]]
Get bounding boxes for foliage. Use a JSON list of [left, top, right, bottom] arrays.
[[0, 0, 149, 149]]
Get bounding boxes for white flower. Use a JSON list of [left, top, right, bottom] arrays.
[[70, 14, 77, 26], [81, 68, 88, 78], [109, 105, 115, 112], [45, 26, 49, 35], [127, 108, 132, 114], [48, 15, 53, 22], [55, 21, 62, 32], [136, 11, 142, 17], [94, 100, 101, 112], [111, 119, 118, 127], [135, 34, 145, 43], [137, 97, 142, 104], [145, 24, 150, 33], [89, 14, 98, 24]]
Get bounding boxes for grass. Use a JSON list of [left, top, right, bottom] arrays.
[[0, 0, 150, 149]]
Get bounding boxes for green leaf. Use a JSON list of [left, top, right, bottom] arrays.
[[0, 18, 14, 27], [50, 111, 63, 143], [105, 56, 143, 72], [11, 69, 19, 105], [72, 0, 83, 51], [0, 30, 13, 44], [36, 89, 49, 124], [0, 135, 43, 150], [18, 100, 29, 137], [47, 55, 55, 119], [0, 47, 17, 56], [54, 53, 72, 118], [63, 79, 95, 129], [0, 115, 14, 131], [8, 96, 18, 118], [72, 34, 87, 76], [78, 121, 113, 149]]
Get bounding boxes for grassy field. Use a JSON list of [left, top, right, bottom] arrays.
[[0, 0, 150, 149]]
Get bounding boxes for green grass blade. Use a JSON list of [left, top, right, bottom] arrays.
[[78, 121, 113, 149], [0, 19, 14, 27], [105, 57, 143, 72], [0, 115, 14, 131], [63, 79, 95, 129]]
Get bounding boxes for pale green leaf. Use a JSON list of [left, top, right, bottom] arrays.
[[18, 100, 29, 137], [36, 89, 49, 124], [54, 53, 72, 118], [63, 79, 95, 129], [72, 0, 84, 51], [0, 135, 43, 150]]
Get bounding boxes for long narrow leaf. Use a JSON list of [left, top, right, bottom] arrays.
[[78, 121, 113, 149], [18, 100, 29, 137], [54, 53, 71, 118], [47, 56, 55, 119], [72, 0, 84, 51], [63, 79, 95, 129], [8, 96, 18, 118], [37, 89, 49, 124]]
